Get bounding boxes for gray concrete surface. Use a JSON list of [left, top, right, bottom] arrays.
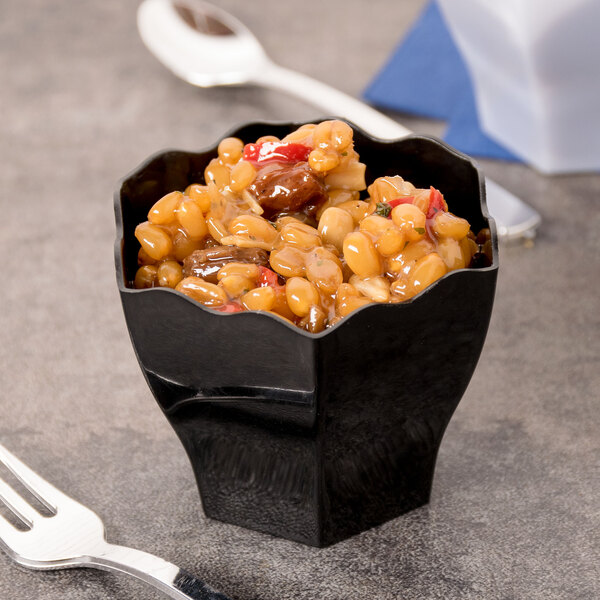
[[0, 0, 598, 598]]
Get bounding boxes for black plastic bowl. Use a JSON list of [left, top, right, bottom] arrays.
[[114, 120, 498, 547]]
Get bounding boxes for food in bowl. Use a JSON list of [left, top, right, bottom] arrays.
[[131, 120, 488, 332]]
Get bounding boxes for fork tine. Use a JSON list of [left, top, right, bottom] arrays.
[[0, 477, 37, 528], [0, 511, 22, 550], [0, 443, 60, 513]]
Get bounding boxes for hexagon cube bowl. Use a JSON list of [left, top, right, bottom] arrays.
[[114, 120, 498, 547]]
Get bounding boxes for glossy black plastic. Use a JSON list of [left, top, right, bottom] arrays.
[[114, 120, 498, 547]]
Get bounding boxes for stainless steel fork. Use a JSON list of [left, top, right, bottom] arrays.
[[0, 442, 233, 599]]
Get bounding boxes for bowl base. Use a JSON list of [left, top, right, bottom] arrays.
[[170, 402, 435, 547]]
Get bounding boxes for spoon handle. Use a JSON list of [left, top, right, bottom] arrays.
[[253, 63, 411, 140]]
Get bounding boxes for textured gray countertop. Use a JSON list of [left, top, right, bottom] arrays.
[[1, 0, 598, 598]]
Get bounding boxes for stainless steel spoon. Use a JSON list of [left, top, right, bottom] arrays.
[[137, 0, 541, 241]]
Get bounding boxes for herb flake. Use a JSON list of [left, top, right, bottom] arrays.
[[374, 202, 392, 218]]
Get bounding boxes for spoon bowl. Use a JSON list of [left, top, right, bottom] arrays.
[[138, 0, 269, 86]]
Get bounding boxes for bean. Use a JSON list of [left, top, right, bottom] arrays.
[[391, 204, 427, 241], [432, 211, 471, 239], [329, 120, 353, 152], [176, 200, 208, 240], [335, 200, 371, 224], [138, 247, 156, 266], [207, 182, 226, 216], [367, 176, 414, 205], [241, 286, 276, 311], [305, 250, 343, 294], [220, 274, 255, 298], [157, 260, 183, 288], [229, 214, 278, 245], [335, 283, 372, 317], [285, 277, 320, 317], [343, 231, 382, 278], [175, 277, 227, 306], [269, 246, 306, 278], [334, 282, 356, 305], [229, 160, 256, 192], [318, 207, 355, 251], [376, 228, 406, 257], [204, 158, 230, 188], [172, 228, 205, 262], [360, 214, 395, 238], [255, 135, 280, 144], [148, 191, 183, 225], [280, 222, 322, 249], [185, 184, 211, 213], [217, 137, 244, 163], [217, 262, 260, 282], [299, 305, 328, 333], [313, 120, 334, 148], [134, 265, 158, 289], [135, 222, 173, 261], [308, 149, 340, 172], [409, 253, 447, 294], [271, 286, 296, 321], [390, 277, 410, 300], [386, 239, 435, 276], [314, 245, 342, 268]]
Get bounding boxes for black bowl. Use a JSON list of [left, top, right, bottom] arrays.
[[114, 120, 498, 547]]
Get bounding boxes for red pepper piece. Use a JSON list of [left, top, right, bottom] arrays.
[[388, 197, 414, 207], [258, 265, 281, 288], [214, 302, 245, 313], [427, 187, 447, 219], [242, 141, 311, 165], [388, 196, 414, 208]]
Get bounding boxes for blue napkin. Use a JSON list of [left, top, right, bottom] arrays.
[[363, 0, 520, 162]]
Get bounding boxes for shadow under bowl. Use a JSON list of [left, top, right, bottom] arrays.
[[114, 120, 498, 547]]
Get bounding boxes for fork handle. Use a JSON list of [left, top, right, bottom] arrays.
[[87, 543, 233, 600]]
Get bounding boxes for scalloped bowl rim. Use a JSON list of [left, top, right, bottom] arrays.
[[114, 118, 498, 339]]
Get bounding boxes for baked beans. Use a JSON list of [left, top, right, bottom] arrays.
[[132, 120, 487, 332]]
